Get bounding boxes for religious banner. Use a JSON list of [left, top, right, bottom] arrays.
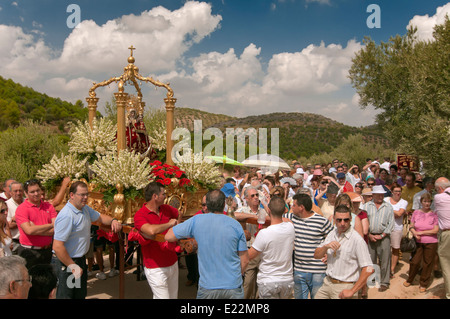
[[397, 154, 419, 172]]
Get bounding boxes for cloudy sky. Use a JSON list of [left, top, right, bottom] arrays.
[[0, 0, 449, 127]]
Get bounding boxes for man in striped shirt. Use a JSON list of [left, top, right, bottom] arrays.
[[363, 185, 394, 292], [284, 193, 333, 299]]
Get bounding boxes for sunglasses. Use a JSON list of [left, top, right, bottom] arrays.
[[336, 218, 350, 223], [250, 193, 259, 198], [0, 208, 7, 214], [24, 179, 40, 186], [367, 183, 375, 186], [355, 185, 362, 188], [201, 203, 207, 207]]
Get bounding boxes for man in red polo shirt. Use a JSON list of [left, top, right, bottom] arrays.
[[15, 179, 57, 269], [134, 181, 181, 299]]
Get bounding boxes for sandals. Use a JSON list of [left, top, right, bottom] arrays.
[[404, 281, 426, 293]]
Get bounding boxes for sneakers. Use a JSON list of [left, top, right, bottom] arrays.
[[108, 268, 119, 277], [96, 272, 107, 280]]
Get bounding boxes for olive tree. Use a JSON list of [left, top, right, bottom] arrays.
[[349, 17, 450, 177]]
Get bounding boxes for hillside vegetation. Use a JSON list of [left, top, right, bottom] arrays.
[[174, 108, 390, 161], [0, 76, 88, 131]]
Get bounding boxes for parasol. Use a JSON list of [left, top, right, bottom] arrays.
[[242, 153, 290, 171]]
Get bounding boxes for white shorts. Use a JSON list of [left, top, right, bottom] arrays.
[[144, 262, 179, 299]]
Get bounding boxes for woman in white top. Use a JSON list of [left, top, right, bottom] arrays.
[[0, 198, 13, 257], [384, 182, 408, 276]]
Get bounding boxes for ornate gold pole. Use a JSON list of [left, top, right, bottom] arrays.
[[86, 97, 99, 128], [165, 96, 177, 165], [115, 83, 129, 153]]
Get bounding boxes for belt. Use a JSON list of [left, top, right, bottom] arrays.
[[328, 276, 354, 284], [442, 229, 450, 232], [21, 244, 52, 250]]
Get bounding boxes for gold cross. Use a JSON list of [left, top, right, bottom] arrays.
[[128, 45, 136, 56]]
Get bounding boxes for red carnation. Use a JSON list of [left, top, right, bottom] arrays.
[[174, 171, 182, 178]]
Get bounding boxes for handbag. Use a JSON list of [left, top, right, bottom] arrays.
[[400, 224, 416, 253]]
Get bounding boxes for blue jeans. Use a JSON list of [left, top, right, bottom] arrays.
[[293, 271, 326, 299], [196, 285, 244, 299], [51, 256, 88, 299]]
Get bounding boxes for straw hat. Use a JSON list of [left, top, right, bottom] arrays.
[[346, 191, 363, 202]]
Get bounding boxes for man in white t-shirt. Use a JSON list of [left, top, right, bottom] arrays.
[[248, 196, 295, 299], [6, 181, 24, 254]]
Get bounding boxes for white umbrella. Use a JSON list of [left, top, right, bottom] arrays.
[[242, 153, 290, 170]]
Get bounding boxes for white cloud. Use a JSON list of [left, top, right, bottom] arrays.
[[188, 43, 263, 93], [262, 40, 362, 95], [0, 25, 53, 82], [1, 1, 445, 127], [159, 39, 365, 124], [0, 1, 222, 101], [407, 2, 450, 41], [57, 1, 222, 76]]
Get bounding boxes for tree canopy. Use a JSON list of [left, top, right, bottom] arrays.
[[0, 76, 88, 131], [349, 16, 450, 177]]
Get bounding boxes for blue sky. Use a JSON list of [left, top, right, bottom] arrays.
[[0, 0, 449, 126]]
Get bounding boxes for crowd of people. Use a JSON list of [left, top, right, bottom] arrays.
[[0, 156, 449, 300], [0, 179, 121, 299]]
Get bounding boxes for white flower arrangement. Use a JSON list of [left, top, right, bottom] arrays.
[[68, 118, 117, 160], [148, 119, 167, 151], [174, 147, 222, 189], [36, 153, 88, 182], [90, 150, 153, 191]]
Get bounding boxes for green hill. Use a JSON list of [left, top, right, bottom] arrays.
[[174, 107, 236, 130], [0, 76, 88, 130], [174, 109, 390, 161]]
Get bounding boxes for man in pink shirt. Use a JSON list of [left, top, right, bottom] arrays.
[[434, 177, 450, 299], [15, 179, 57, 269]]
